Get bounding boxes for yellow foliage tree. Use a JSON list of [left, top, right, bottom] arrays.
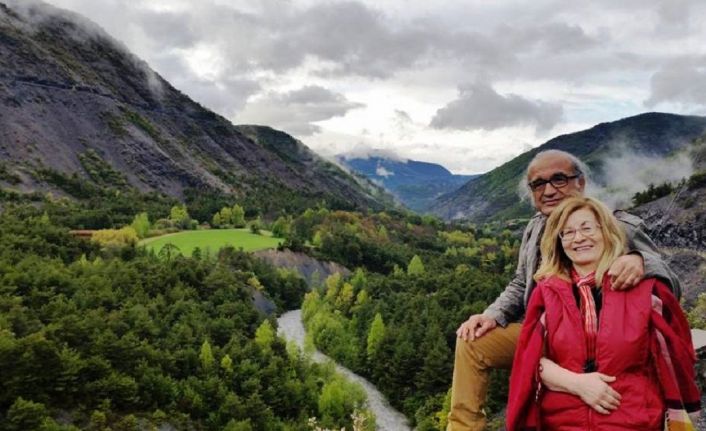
[[91, 227, 138, 249]]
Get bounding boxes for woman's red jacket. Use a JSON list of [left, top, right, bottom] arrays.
[[505, 276, 700, 431]]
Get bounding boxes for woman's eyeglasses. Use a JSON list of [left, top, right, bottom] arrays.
[[559, 222, 601, 241]]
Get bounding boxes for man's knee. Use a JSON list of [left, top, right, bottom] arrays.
[[454, 337, 489, 371], [455, 326, 519, 370]]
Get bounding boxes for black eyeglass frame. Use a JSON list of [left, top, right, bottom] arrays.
[[528, 172, 582, 192]]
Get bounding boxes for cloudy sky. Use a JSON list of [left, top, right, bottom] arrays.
[[43, 0, 706, 174]]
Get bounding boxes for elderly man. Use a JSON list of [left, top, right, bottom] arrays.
[[447, 149, 681, 431]]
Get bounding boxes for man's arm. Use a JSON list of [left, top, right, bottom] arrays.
[[616, 211, 681, 298], [483, 218, 538, 327], [484, 265, 528, 327]]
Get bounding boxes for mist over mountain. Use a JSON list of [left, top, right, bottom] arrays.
[[433, 112, 706, 221], [338, 156, 478, 212], [0, 1, 390, 212]]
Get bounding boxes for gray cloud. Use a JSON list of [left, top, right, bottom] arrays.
[[33, 0, 706, 172], [430, 82, 564, 132], [645, 59, 706, 108], [235, 85, 364, 136], [495, 22, 597, 54]]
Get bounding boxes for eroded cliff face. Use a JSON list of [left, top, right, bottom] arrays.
[[0, 1, 388, 210], [253, 249, 350, 286]]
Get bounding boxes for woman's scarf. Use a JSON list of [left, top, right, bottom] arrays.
[[571, 268, 598, 368]]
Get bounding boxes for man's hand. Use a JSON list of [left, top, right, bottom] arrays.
[[456, 314, 497, 341], [570, 373, 622, 415], [607, 254, 644, 291]]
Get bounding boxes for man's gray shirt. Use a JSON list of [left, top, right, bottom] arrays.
[[484, 211, 682, 327]]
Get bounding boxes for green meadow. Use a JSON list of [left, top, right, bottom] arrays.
[[140, 228, 283, 256]]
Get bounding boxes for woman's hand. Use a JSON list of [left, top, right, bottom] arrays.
[[571, 373, 622, 415]]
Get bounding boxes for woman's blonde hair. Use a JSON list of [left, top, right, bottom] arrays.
[[534, 197, 626, 285]]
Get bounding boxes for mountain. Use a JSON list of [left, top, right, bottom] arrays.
[[338, 156, 478, 212], [631, 134, 706, 306], [0, 1, 390, 213], [432, 112, 706, 221]]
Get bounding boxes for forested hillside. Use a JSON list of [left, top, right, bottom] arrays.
[[0, 202, 375, 430], [272, 208, 523, 429]]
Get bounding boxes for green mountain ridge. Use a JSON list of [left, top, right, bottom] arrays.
[[433, 112, 706, 222]]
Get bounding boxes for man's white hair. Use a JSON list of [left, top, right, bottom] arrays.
[[517, 149, 592, 203]]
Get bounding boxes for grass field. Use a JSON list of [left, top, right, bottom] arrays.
[[140, 229, 283, 257]]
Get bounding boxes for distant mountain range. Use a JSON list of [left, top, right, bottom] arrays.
[[433, 112, 706, 221], [338, 156, 478, 212], [0, 1, 391, 213]]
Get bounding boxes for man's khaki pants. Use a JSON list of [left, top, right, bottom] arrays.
[[447, 323, 522, 431]]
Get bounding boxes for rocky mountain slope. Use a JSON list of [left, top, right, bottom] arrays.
[[339, 156, 477, 212], [433, 112, 706, 221], [0, 1, 389, 212], [631, 135, 706, 306]]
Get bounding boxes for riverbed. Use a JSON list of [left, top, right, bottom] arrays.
[[277, 309, 412, 431]]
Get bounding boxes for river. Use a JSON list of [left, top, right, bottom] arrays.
[[277, 309, 412, 431]]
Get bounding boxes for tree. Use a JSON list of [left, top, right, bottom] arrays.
[[232, 204, 245, 228], [92, 227, 139, 249], [220, 207, 233, 225], [255, 320, 275, 352], [688, 292, 706, 329], [7, 397, 48, 430], [220, 354, 233, 376], [212, 212, 222, 228], [130, 212, 150, 238], [317, 376, 366, 428], [366, 313, 385, 360], [335, 282, 355, 313], [350, 268, 367, 292], [271, 216, 290, 238], [158, 243, 181, 261], [416, 325, 452, 394], [199, 340, 215, 373], [407, 255, 425, 276], [169, 205, 191, 229], [248, 216, 261, 234]]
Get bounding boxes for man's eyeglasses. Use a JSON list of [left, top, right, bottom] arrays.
[[528, 173, 582, 192], [559, 221, 601, 242]]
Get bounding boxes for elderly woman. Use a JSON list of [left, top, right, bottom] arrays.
[[506, 197, 700, 431]]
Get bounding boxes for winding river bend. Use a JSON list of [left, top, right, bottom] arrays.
[[277, 309, 412, 431]]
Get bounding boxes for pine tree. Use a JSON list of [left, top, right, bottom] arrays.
[[366, 313, 385, 360], [199, 340, 214, 373], [407, 255, 425, 275], [220, 354, 233, 376]]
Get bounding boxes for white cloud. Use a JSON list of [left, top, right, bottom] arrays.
[[32, 0, 706, 174], [376, 166, 394, 177]]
